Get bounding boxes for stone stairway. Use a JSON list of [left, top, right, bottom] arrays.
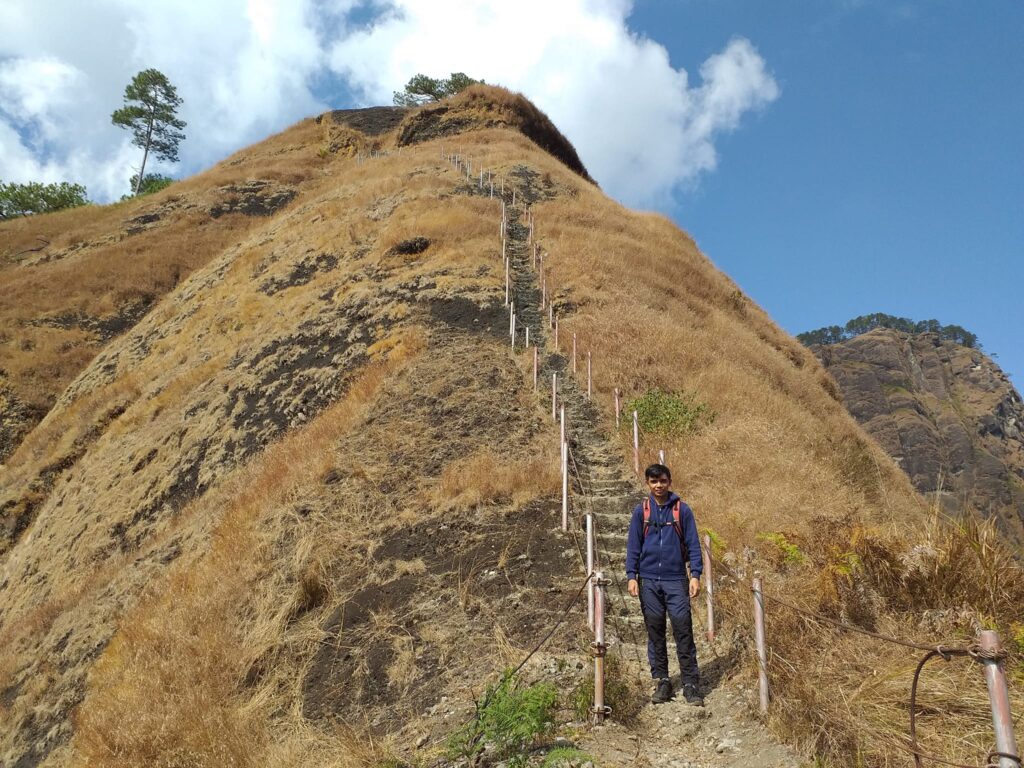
[[492, 170, 802, 767]]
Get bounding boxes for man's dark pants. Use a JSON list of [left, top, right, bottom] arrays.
[[639, 578, 699, 686]]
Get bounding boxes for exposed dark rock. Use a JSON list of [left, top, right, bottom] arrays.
[[811, 329, 1024, 546], [388, 237, 431, 256], [209, 181, 297, 218], [260, 252, 339, 295], [316, 106, 411, 136], [32, 297, 155, 342]]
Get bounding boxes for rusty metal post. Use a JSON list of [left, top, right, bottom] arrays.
[[561, 440, 569, 532], [533, 346, 538, 391], [979, 631, 1020, 768], [549, 303, 554, 330], [753, 576, 769, 715], [632, 410, 640, 475], [658, 449, 665, 465], [586, 513, 595, 629], [552, 374, 557, 421], [592, 571, 610, 724], [587, 352, 592, 400], [703, 534, 715, 642], [614, 388, 621, 429]]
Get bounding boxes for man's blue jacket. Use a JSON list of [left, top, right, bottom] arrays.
[[625, 492, 703, 583]]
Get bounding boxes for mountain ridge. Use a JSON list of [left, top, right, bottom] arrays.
[[810, 326, 1024, 547]]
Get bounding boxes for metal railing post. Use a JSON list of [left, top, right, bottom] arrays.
[[703, 534, 715, 642], [632, 410, 640, 475], [561, 440, 569, 532], [753, 576, 769, 715], [592, 571, 610, 724], [552, 374, 557, 421], [587, 352, 592, 400], [586, 514, 595, 629], [560, 405, 566, 458], [979, 630, 1020, 768]]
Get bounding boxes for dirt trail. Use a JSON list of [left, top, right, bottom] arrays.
[[497, 166, 804, 768]]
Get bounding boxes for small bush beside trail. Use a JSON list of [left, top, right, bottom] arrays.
[[447, 671, 558, 767], [625, 389, 715, 437]]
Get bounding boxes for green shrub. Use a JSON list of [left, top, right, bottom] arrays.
[[703, 527, 726, 558], [446, 671, 557, 767], [541, 746, 594, 767], [757, 532, 806, 566], [624, 389, 715, 437]]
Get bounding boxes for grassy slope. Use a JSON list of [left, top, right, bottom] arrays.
[[0, 87, 1020, 767]]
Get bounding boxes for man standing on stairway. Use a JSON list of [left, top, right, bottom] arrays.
[[626, 463, 704, 706]]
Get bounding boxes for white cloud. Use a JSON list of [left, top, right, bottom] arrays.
[[0, 0, 778, 207]]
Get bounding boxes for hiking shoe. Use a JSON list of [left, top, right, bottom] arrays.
[[651, 678, 674, 704], [682, 683, 704, 707]]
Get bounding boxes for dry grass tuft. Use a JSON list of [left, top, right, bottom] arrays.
[[427, 446, 560, 512]]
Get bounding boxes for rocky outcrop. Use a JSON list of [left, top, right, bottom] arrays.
[[812, 329, 1024, 545]]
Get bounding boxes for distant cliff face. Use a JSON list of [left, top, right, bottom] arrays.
[[812, 328, 1024, 545]]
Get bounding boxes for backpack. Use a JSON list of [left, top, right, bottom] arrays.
[[641, 497, 687, 559]]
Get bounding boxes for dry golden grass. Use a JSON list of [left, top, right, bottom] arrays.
[[1, 87, 1018, 768], [427, 445, 560, 512], [73, 342, 422, 767], [0, 115, 337, 443]]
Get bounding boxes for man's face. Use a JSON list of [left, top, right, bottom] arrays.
[[646, 473, 671, 498]]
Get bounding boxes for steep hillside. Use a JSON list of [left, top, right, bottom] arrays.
[[1, 86, 1020, 768], [811, 328, 1024, 546]]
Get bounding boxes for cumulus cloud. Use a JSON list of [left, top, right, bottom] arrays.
[[330, 1, 779, 205], [0, 0, 778, 207]]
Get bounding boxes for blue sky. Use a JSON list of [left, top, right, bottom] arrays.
[[1, 0, 1020, 384], [627, 0, 1023, 384]]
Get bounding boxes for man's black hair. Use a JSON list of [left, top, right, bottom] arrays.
[[644, 463, 671, 481]]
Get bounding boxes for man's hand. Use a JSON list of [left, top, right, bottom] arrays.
[[628, 578, 639, 597], [689, 577, 700, 598]]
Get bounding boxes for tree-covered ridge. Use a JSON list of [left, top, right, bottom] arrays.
[[798, 313, 979, 348]]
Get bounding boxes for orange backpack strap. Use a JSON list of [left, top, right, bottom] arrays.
[[672, 500, 685, 544]]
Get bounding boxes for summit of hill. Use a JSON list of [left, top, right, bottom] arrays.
[[1, 85, 1021, 768]]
